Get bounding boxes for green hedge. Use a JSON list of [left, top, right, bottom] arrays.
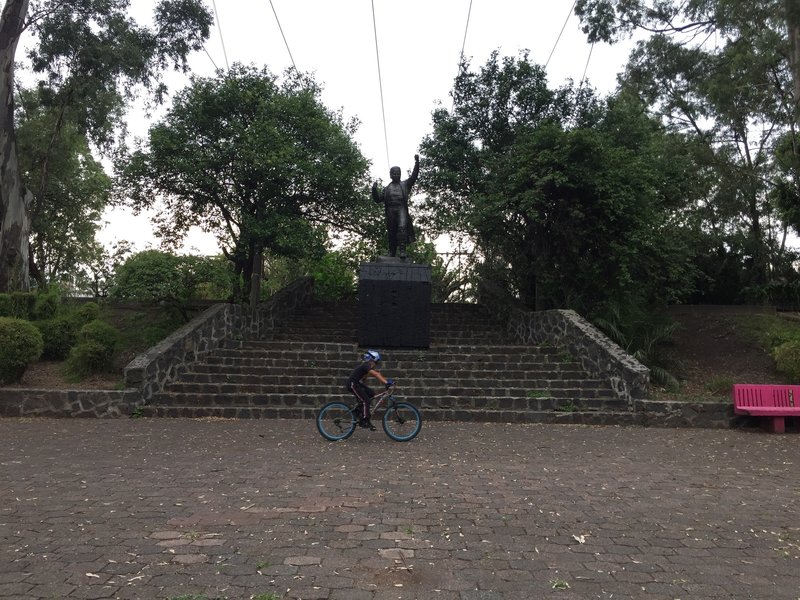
[[0, 317, 44, 384], [65, 319, 119, 378]]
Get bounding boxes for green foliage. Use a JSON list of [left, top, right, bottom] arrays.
[[74, 302, 101, 324], [774, 341, 800, 381], [0, 318, 44, 384], [31, 298, 101, 361], [16, 88, 112, 287], [421, 52, 694, 314], [119, 64, 372, 302], [576, 0, 797, 300], [3, 292, 36, 320], [74, 240, 133, 298], [35, 316, 78, 361], [593, 300, 680, 390], [111, 250, 230, 320], [307, 252, 356, 301], [32, 285, 61, 320], [65, 319, 119, 377]]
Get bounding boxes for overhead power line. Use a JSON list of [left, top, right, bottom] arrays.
[[371, 0, 391, 171], [579, 41, 595, 87], [269, 0, 297, 71], [459, 0, 474, 64], [452, 0, 474, 112], [545, 0, 578, 69], [210, 0, 230, 70]]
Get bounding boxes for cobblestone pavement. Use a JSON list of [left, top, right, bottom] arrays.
[[1, 418, 798, 600]]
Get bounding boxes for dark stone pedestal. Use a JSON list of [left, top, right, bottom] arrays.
[[358, 259, 431, 348]]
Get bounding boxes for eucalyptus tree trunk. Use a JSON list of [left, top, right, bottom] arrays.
[[0, 0, 30, 292], [789, 0, 800, 122]]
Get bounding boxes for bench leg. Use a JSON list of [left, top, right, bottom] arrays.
[[766, 416, 786, 434]]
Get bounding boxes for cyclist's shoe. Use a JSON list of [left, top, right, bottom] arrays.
[[359, 418, 377, 431]]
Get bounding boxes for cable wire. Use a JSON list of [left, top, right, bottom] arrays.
[[210, 0, 230, 70], [459, 0, 473, 64], [371, 0, 391, 171], [269, 0, 297, 71], [451, 0, 474, 112], [545, 0, 578, 69], [578, 41, 594, 88]]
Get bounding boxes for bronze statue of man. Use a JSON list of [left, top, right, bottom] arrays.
[[371, 154, 419, 259]]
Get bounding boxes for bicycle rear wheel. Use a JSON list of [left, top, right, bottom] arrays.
[[382, 402, 422, 442], [316, 402, 357, 441]]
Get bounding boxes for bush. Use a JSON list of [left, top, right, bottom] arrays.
[[35, 315, 79, 360], [4, 292, 35, 319], [72, 301, 100, 325], [65, 319, 119, 377], [0, 317, 44, 384], [65, 341, 111, 378], [774, 340, 800, 381], [32, 286, 60, 320]]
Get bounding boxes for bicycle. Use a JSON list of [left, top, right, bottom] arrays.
[[316, 388, 422, 442]]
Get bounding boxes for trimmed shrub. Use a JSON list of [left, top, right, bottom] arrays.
[[72, 302, 100, 325], [0, 294, 10, 317], [774, 340, 800, 381], [65, 341, 110, 378], [35, 315, 79, 361], [0, 292, 36, 321], [65, 319, 119, 377], [33, 286, 61, 320], [0, 317, 44, 384]]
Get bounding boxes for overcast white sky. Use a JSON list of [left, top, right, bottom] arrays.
[[97, 0, 639, 255]]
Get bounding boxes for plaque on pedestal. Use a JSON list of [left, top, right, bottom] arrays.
[[358, 259, 431, 348]]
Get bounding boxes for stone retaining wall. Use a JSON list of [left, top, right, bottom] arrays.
[[124, 276, 314, 402], [509, 308, 650, 406], [0, 277, 314, 418], [0, 389, 141, 418]]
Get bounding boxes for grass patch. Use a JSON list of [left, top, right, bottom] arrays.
[[704, 375, 735, 397], [733, 313, 800, 352]]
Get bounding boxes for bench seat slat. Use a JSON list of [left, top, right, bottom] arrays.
[[736, 407, 800, 416]]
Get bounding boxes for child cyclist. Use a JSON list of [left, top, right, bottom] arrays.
[[346, 350, 394, 430]]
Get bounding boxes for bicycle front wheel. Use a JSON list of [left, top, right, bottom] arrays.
[[382, 402, 422, 442], [317, 402, 357, 441]]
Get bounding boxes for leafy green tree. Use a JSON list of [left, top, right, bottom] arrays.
[[420, 52, 694, 316], [120, 64, 373, 303], [0, 0, 212, 292], [111, 250, 232, 321], [76, 239, 133, 298], [15, 88, 111, 287], [575, 0, 798, 298]]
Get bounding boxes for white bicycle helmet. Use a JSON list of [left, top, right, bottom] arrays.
[[362, 350, 381, 362]]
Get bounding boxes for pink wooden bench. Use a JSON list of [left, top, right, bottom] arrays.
[[732, 384, 800, 433]]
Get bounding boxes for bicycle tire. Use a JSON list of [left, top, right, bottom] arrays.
[[382, 401, 422, 442], [316, 401, 357, 441]]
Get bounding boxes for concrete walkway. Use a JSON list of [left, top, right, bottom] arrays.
[[1, 418, 797, 600]]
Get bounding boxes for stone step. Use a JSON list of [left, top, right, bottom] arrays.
[[161, 381, 617, 399], [146, 391, 627, 412], [215, 343, 566, 359], [138, 404, 638, 426], [201, 357, 583, 374], [186, 364, 592, 380]]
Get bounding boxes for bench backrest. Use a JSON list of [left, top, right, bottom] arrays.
[[732, 384, 799, 409]]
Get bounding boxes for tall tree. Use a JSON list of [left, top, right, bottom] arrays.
[[16, 87, 111, 286], [0, 0, 212, 292], [119, 64, 373, 302], [576, 0, 797, 295], [0, 0, 30, 292], [419, 52, 695, 315]]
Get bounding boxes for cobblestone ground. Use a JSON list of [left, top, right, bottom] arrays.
[[1, 418, 798, 600]]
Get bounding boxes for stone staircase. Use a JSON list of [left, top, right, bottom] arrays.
[[142, 301, 637, 425]]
